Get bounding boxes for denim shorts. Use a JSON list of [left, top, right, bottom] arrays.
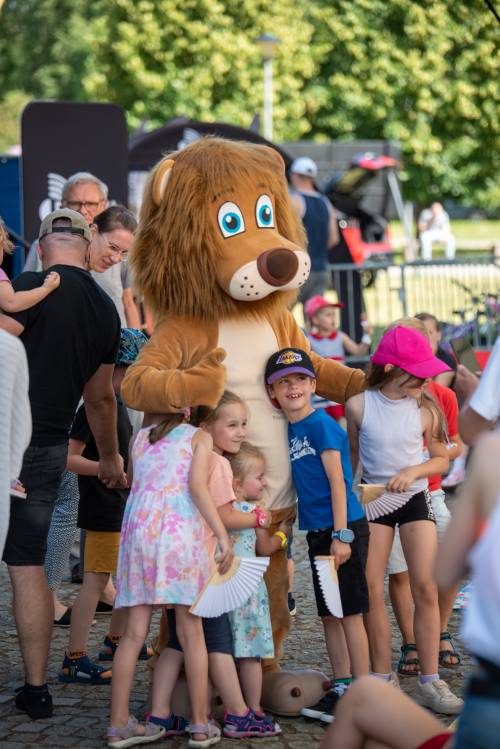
[[166, 608, 233, 655], [3, 443, 68, 566], [454, 673, 500, 748]]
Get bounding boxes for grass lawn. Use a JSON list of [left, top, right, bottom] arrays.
[[389, 220, 500, 249]]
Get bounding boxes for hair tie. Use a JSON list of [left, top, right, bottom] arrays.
[[182, 406, 191, 421]]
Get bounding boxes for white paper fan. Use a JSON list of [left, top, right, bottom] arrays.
[[358, 484, 412, 521], [314, 556, 343, 618], [190, 556, 270, 618]]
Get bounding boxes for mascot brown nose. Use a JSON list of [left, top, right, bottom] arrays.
[[257, 248, 299, 287]]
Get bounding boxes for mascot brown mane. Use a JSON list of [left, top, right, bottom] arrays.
[[132, 138, 306, 322], [122, 137, 365, 715]]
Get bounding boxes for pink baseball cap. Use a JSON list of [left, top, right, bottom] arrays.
[[371, 326, 451, 379], [304, 295, 344, 320]]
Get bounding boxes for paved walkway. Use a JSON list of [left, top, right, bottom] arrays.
[[0, 525, 472, 748]]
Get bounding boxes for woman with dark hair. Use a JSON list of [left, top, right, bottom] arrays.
[[89, 205, 141, 328]]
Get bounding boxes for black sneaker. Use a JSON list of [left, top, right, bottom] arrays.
[[301, 689, 340, 720], [15, 684, 53, 719], [288, 592, 297, 616], [319, 683, 350, 723]]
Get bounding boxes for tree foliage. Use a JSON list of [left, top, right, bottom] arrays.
[[0, 0, 497, 207]]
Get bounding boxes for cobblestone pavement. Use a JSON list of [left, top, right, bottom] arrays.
[[0, 522, 472, 748]]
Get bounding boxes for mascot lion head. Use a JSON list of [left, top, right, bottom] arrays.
[[131, 138, 309, 321]]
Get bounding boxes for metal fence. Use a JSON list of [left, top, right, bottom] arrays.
[[326, 256, 500, 356]]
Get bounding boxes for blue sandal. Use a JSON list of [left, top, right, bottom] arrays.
[[98, 636, 153, 661], [59, 653, 112, 684], [223, 708, 281, 738]]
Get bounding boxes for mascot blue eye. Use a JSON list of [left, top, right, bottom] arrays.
[[218, 202, 245, 238], [255, 194, 274, 228]]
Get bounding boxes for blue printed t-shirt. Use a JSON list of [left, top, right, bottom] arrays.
[[288, 408, 364, 531]]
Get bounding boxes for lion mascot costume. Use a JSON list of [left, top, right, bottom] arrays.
[[121, 138, 365, 713]]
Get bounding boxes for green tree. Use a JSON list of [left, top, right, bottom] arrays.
[[306, 0, 499, 208], [0, 91, 31, 152], [84, 0, 318, 140]]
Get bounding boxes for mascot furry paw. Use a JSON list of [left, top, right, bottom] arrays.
[[122, 138, 365, 711]]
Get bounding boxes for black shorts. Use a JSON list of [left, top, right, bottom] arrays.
[[166, 608, 233, 655], [370, 490, 436, 529], [307, 517, 370, 618], [3, 443, 68, 566]]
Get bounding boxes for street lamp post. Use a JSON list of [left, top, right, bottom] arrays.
[[256, 34, 280, 142]]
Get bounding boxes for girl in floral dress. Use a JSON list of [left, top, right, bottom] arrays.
[[108, 408, 233, 749], [227, 442, 292, 716]]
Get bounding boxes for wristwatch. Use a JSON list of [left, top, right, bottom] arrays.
[[331, 528, 355, 543], [273, 531, 288, 549]]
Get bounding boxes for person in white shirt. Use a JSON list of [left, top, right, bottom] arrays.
[[456, 337, 500, 444], [418, 203, 456, 261]]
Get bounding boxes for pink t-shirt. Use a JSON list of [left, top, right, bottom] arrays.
[[206, 452, 235, 559], [0, 268, 10, 283]]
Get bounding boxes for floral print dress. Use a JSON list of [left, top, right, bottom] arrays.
[[115, 423, 211, 608], [228, 501, 274, 659]]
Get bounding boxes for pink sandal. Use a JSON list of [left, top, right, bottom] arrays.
[[107, 715, 165, 748], [187, 719, 221, 748]]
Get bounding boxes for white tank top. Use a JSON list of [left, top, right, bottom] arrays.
[[461, 497, 500, 668], [359, 390, 427, 517]]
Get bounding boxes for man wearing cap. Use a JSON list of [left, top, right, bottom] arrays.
[[0, 209, 125, 719], [289, 157, 339, 305]]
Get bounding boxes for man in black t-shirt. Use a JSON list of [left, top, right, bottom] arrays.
[[0, 209, 126, 719]]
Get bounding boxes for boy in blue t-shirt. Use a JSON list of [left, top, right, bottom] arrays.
[[265, 347, 370, 722]]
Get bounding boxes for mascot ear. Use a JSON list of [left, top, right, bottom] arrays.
[[153, 159, 175, 205]]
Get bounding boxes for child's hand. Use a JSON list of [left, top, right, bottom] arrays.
[[330, 539, 351, 568], [215, 537, 234, 576], [43, 271, 60, 291], [360, 313, 373, 337], [254, 507, 270, 529], [387, 467, 418, 492]]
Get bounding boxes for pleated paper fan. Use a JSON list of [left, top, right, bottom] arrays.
[[358, 484, 413, 521], [314, 556, 343, 618], [190, 556, 270, 618]]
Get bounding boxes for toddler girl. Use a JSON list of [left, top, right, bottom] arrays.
[[0, 216, 60, 313], [108, 406, 233, 749], [305, 295, 372, 421], [345, 325, 462, 715], [227, 442, 292, 716]]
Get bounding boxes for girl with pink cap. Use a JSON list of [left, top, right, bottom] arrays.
[[345, 325, 463, 716]]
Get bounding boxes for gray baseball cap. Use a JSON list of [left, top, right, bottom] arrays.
[[38, 208, 92, 242]]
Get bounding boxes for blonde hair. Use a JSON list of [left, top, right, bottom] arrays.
[[148, 406, 213, 444], [0, 217, 14, 255], [227, 441, 265, 481], [385, 316, 428, 338]]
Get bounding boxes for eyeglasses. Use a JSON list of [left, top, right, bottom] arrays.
[[105, 239, 128, 258], [63, 200, 103, 214]]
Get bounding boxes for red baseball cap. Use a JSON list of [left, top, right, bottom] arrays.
[[304, 295, 344, 320], [371, 326, 451, 379]]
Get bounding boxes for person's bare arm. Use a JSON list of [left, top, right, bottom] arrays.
[[0, 272, 60, 313], [387, 409, 449, 491], [189, 430, 233, 573], [459, 405, 495, 446], [326, 201, 340, 249], [0, 314, 24, 336], [218, 503, 260, 531], [434, 371, 455, 388], [342, 333, 370, 356], [345, 394, 362, 474], [83, 363, 126, 487], [67, 438, 99, 476], [321, 449, 351, 568], [122, 287, 142, 329], [255, 518, 292, 556], [290, 193, 305, 219]]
